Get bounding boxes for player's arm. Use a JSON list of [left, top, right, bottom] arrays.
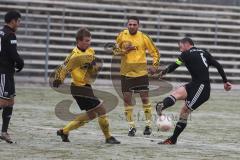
[[53, 52, 74, 88], [114, 32, 125, 56], [114, 31, 133, 56], [143, 34, 160, 74], [8, 33, 24, 72], [87, 57, 103, 83], [53, 50, 95, 87], [90, 59, 102, 73], [86, 51, 102, 74], [116, 32, 122, 46], [160, 57, 183, 78], [208, 53, 232, 91]]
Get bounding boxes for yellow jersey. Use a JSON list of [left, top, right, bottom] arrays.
[[116, 29, 160, 77], [55, 47, 98, 86]]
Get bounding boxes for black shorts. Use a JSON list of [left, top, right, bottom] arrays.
[[184, 82, 210, 111], [121, 75, 149, 93], [70, 84, 101, 111], [0, 73, 15, 100]]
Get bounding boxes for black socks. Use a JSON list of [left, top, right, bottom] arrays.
[[2, 106, 13, 132], [171, 118, 187, 142], [162, 95, 176, 110]]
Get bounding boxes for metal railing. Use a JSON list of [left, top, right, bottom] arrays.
[[152, 0, 240, 6], [21, 4, 222, 83], [1, 0, 239, 84]]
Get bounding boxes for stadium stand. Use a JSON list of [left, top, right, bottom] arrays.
[[0, 0, 239, 83]]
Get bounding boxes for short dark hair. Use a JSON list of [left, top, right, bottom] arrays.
[[179, 37, 194, 46], [4, 11, 21, 23], [127, 16, 139, 24], [76, 28, 91, 41]]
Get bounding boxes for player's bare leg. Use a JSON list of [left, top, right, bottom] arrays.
[[155, 86, 188, 144], [158, 104, 191, 145], [139, 90, 152, 135], [0, 98, 14, 144], [92, 104, 120, 144], [156, 86, 187, 116], [0, 98, 14, 108], [123, 92, 136, 136], [57, 103, 120, 144]]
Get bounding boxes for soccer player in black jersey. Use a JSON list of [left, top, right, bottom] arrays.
[[0, 11, 24, 143], [156, 37, 232, 144]]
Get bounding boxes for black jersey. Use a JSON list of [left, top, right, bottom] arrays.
[[0, 25, 24, 74], [165, 47, 227, 83]]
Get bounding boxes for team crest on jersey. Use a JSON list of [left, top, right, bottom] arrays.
[[120, 41, 132, 49]]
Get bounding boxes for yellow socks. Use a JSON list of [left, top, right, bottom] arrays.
[[62, 113, 112, 139], [98, 115, 111, 139], [63, 113, 89, 134], [124, 106, 135, 128], [143, 103, 152, 127]]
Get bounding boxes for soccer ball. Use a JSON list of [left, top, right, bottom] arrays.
[[156, 115, 173, 132]]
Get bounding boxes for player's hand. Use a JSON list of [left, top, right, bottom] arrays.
[[148, 66, 157, 75], [152, 66, 167, 79], [158, 69, 167, 79], [125, 46, 136, 53], [224, 82, 232, 91], [53, 79, 62, 88], [81, 63, 92, 69], [15, 67, 23, 73], [15, 63, 24, 72]]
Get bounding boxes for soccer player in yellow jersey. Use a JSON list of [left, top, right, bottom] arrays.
[[116, 16, 160, 136], [53, 28, 120, 144]]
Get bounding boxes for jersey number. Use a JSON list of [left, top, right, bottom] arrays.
[[200, 53, 208, 67]]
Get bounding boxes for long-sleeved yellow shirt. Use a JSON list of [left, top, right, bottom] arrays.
[[55, 47, 98, 86], [116, 29, 160, 77]]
